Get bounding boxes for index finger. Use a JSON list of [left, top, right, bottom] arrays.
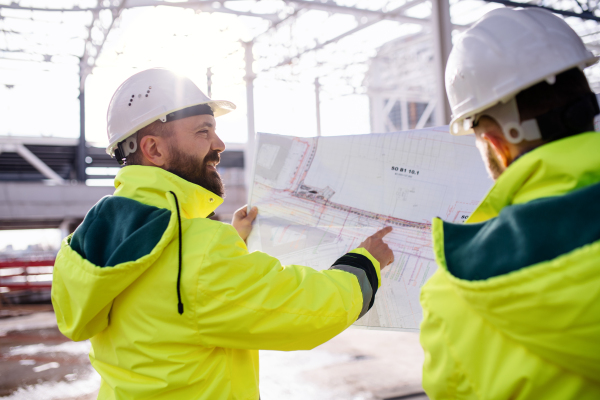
[[371, 226, 393, 239]]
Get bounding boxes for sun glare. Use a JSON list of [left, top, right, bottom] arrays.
[[86, 6, 253, 146]]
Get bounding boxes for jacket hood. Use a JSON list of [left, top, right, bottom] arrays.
[[432, 221, 600, 384], [430, 132, 600, 384], [51, 166, 222, 341], [52, 196, 178, 342]]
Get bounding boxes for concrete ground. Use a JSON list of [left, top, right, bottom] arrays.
[[0, 306, 427, 400]]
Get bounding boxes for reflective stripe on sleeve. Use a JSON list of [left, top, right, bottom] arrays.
[[329, 264, 373, 319]]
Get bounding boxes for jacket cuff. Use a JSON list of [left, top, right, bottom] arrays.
[[329, 250, 380, 319], [350, 247, 381, 288]]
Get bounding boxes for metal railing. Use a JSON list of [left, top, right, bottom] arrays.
[[0, 258, 55, 293]]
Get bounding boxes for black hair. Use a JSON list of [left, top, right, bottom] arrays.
[[516, 68, 598, 141]]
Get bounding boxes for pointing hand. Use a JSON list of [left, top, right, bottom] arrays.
[[358, 227, 394, 269]]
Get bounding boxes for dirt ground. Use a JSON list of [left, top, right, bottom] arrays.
[[0, 305, 428, 400], [0, 305, 97, 400]]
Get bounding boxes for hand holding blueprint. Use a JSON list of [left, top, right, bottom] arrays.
[[246, 127, 492, 331]]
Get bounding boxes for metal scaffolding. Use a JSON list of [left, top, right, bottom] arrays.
[[1, 0, 600, 185]]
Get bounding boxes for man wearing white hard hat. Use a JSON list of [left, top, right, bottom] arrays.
[[419, 8, 600, 399], [51, 68, 394, 399]]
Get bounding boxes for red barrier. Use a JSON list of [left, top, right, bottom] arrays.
[[0, 260, 56, 268], [0, 259, 55, 292]]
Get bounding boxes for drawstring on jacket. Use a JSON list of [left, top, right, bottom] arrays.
[[169, 191, 184, 315]]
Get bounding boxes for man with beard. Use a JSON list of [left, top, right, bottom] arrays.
[[51, 68, 394, 400], [419, 8, 600, 400]]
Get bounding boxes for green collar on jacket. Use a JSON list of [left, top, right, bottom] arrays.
[[423, 132, 600, 387], [467, 131, 600, 223], [70, 196, 172, 268], [433, 131, 600, 281], [113, 165, 223, 219]]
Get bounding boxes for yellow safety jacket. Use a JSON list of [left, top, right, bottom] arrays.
[[420, 132, 600, 399], [51, 166, 381, 400]]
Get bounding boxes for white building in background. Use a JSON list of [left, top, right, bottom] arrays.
[[366, 33, 437, 134]]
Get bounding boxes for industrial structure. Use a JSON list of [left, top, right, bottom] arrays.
[[1, 0, 599, 294], [1, 0, 598, 177]]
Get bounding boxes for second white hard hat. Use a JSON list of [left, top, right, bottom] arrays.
[[446, 7, 598, 136], [106, 68, 236, 156]]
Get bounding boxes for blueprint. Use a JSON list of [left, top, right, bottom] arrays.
[[246, 127, 492, 331]]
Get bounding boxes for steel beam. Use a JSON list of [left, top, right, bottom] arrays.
[[0, 1, 279, 21], [431, 0, 453, 125], [0, 137, 78, 146], [285, 0, 434, 25], [206, 67, 213, 98], [78, 73, 87, 182], [6, 0, 596, 22], [0, 182, 113, 228], [0, 144, 65, 184], [244, 41, 256, 190], [261, 0, 440, 72], [80, 2, 126, 82], [482, 0, 600, 22], [315, 77, 322, 137]]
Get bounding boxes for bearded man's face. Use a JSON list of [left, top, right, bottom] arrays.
[[165, 114, 226, 197], [166, 145, 225, 197]]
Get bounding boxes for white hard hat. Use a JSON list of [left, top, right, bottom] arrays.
[[446, 7, 598, 137], [106, 68, 236, 156]]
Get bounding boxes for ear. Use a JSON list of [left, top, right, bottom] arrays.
[[139, 135, 169, 167], [481, 132, 512, 168]]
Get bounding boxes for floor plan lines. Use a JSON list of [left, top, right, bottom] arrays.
[[247, 128, 492, 331]]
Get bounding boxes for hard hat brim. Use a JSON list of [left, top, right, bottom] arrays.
[[106, 99, 236, 156]]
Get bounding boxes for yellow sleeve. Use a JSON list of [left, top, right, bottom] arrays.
[[191, 224, 366, 351]]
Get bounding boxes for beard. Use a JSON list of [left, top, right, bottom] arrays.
[[166, 145, 225, 198], [475, 136, 504, 181], [483, 141, 504, 181]]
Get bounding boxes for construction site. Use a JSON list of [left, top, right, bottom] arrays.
[[1, 0, 600, 399]]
